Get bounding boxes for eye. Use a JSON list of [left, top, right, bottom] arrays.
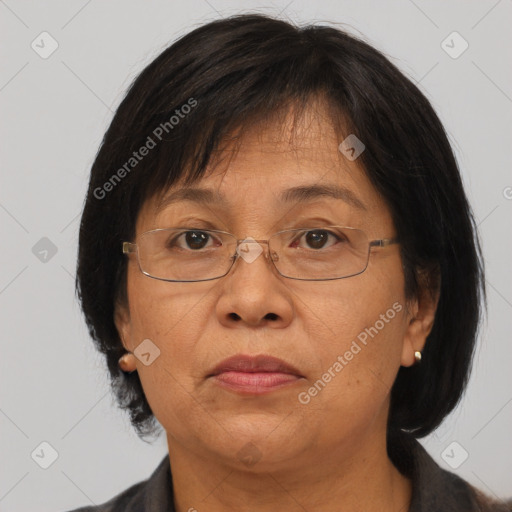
[[291, 229, 346, 250], [168, 230, 220, 251]]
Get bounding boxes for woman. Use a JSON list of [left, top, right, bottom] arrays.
[[71, 13, 509, 512]]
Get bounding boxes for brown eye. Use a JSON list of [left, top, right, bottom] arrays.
[[293, 229, 343, 250], [169, 231, 215, 251], [184, 231, 210, 250], [305, 230, 329, 249]]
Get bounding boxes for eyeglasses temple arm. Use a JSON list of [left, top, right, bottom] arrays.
[[122, 242, 137, 254], [369, 238, 399, 248]]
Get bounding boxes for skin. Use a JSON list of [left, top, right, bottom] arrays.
[[115, 101, 438, 512]]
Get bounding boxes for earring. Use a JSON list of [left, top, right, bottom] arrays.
[[414, 351, 422, 364], [118, 352, 137, 373]]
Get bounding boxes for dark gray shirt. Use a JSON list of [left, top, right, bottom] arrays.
[[67, 438, 510, 511]]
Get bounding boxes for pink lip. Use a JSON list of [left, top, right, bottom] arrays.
[[208, 355, 303, 395]]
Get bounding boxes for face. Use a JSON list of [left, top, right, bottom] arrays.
[[115, 104, 432, 472]]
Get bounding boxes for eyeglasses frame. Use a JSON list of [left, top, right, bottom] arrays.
[[122, 226, 399, 282]]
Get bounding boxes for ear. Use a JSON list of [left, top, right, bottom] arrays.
[[401, 268, 440, 367], [114, 300, 132, 353]]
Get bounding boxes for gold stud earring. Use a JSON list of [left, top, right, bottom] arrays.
[[118, 352, 137, 373], [414, 351, 422, 364]]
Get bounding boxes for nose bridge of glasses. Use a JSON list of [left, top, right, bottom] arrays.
[[234, 237, 279, 264]]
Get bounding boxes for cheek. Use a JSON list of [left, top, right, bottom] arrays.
[[126, 266, 210, 347], [297, 264, 407, 418], [125, 278, 220, 445], [124, 269, 215, 406]]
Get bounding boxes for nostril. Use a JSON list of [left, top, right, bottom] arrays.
[[229, 312, 241, 321], [265, 313, 278, 321]]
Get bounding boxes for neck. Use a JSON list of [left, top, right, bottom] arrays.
[[167, 430, 412, 512]]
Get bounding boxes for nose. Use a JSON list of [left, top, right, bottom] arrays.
[[215, 238, 293, 329]]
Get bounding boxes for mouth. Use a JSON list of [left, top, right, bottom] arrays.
[[207, 354, 304, 395]]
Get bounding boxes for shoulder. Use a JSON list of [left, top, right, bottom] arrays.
[[389, 434, 511, 512], [472, 488, 512, 512], [63, 455, 173, 512], [64, 480, 144, 512]]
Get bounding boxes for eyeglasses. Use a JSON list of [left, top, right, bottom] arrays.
[[122, 226, 398, 282]]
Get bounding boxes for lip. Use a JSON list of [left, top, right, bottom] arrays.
[[208, 355, 304, 395]]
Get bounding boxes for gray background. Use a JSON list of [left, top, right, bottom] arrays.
[[1, 0, 511, 510]]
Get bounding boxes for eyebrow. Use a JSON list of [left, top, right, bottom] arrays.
[[155, 183, 367, 213], [280, 184, 367, 210]]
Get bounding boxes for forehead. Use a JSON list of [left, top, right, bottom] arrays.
[[138, 105, 391, 231]]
